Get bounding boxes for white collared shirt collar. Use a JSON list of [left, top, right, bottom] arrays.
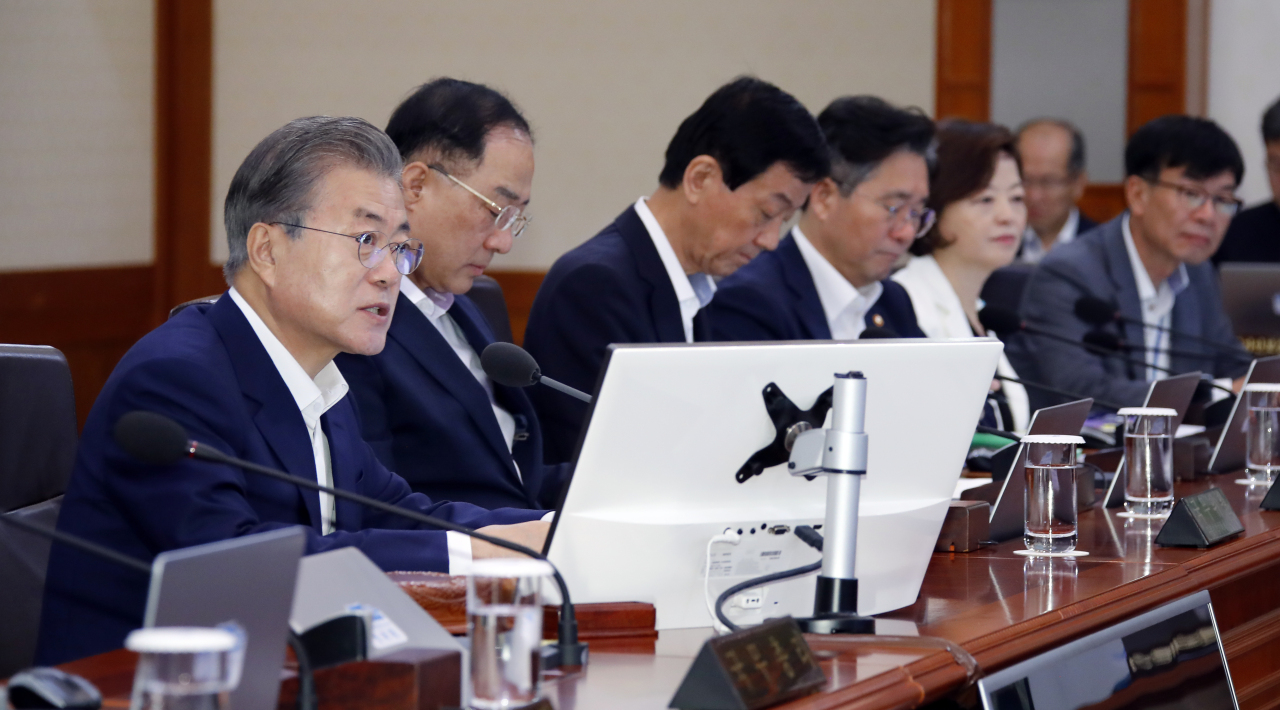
[[1121, 214, 1190, 302], [227, 287, 349, 421], [399, 274, 443, 319], [1020, 208, 1081, 264], [634, 197, 716, 343], [1121, 214, 1189, 380], [791, 226, 882, 340]]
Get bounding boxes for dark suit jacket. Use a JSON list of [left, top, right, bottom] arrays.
[[1009, 214, 1252, 410], [37, 295, 542, 664], [523, 205, 706, 463], [1212, 201, 1280, 265], [336, 292, 570, 510], [1015, 211, 1099, 261], [704, 231, 926, 341]]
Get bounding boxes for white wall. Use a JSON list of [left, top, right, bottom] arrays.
[[990, 0, 1128, 182], [1208, 0, 1280, 206], [211, 0, 937, 270], [0, 1, 154, 271]]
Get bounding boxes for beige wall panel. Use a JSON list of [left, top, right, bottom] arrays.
[[212, 0, 935, 269], [0, 0, 154, 271], [1208, 0, 1280, 207]]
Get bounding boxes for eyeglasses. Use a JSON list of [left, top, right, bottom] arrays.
[[272, 223, 424, 274], [428, 164, 530, 237], [1146, 179, 1242, 217], [1021, 174, 1077, 192], [853, 193, 937, 238]]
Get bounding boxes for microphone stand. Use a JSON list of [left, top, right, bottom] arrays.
[[993, 374, 1123, 411], [786, 372, 874, 634], [0, 514, 151, 574], [185, 441, 589, 669]]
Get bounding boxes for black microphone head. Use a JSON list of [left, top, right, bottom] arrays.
[[1082, 329, 1122, 352], [1074, 296, 1119, 326], [978, 306, 1022, 337], [481, 342, 542, 388], [113, 411, 190, 465], [860, 325, 900, 339]]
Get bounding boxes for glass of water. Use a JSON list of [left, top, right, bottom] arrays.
[[1120, 407, 1176, 517], [125, 626, 244, 710], [1244, 383, 1280, 485], [1023, 434, 1085, 554], [467, 558, 554, 710]]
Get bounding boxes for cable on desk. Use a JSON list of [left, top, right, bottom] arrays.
[[714, 526, 826, 633]]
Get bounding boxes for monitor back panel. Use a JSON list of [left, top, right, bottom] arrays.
[[1220, 263, 1280, 338], [547, 339, 1002, 629], [146, 527, 306, 710]]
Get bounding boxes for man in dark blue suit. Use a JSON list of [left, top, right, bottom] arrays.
[[1012, 115, 1253, 410], [524, 77, 830, 463], [708, 96, 933, 342], [38, 116, 547, 664], [338, 79, 567, 509]]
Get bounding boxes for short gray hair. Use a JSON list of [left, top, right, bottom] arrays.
[[222, 116, 403, 284]]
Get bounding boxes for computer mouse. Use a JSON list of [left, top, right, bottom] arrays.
[[4, 667, 102, 709]]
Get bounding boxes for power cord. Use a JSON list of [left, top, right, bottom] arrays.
[[714, 526, 825, 633]]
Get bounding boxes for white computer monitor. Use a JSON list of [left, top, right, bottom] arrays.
[[545, 338, 1003, 629]]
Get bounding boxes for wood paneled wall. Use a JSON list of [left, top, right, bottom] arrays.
[[0, 0, 216, 429]]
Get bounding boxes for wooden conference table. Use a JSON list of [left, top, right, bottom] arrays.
[[49, 477, 1280, 710]]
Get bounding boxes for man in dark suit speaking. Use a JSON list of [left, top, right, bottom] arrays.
[[706, 96, 932, 342], [523, 77, 830, 463], [337, 79, 567, 510], [38, 116, 547, 664], [1012, 115, 1252, 409]]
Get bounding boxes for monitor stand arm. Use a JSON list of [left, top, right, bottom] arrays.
[[787, 371, 875, 634]]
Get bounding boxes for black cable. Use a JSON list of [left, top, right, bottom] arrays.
[[286, 631, 317, 710], [714, 527, 826, 633]]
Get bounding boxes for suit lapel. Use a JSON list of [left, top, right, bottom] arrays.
[[777, 233, 831, 339], [207, 295, 323, 531], [617, 207, 687, 343], [389, 292, 520, 480], [1169, 269, 1202, 374], [1101, 219, 1148, 358], [321, 410, 363, 532]]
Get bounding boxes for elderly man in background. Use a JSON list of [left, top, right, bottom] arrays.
[[1015, 118, 1098, 264]]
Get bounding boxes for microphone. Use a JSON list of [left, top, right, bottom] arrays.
[[859, 325, 899, 339], [994, 373, 1122, 411], [1081, 329, 1209, 360], [1074, 296, 1251, 361], [481, 342, 593, 403], [1080, 331, 1233, 395], [112, 411, 589, 669], [0, 511, 151, 575]]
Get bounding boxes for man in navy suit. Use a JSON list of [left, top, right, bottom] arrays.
[[338, 79, 567, 509], [1012, 115, 1252, 410], [38, 116, 548, 664], [707, 96, 932, 342], [524, 77, 830, 463]]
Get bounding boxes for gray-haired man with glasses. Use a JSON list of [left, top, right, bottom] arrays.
[[707, 95, 934, 342], [336, 78, 572, 512], [1011, 115, 1253, 410]]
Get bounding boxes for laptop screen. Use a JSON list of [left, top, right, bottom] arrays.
[[979, 591, 1237, 710]]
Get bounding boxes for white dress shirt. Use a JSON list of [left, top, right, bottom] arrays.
[[228, 287, 347, 535], [1121, 214, 1189, 381], [399, 276, 518, 456], [892, 255, 1031, 432], [791, 226, 882, 340], [227, 287, 476, 573], [634, 197, 716, 342], [1019, 208, 1081, 264]]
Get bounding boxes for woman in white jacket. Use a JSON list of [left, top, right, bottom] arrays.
[[893, 119, 1030, 432]]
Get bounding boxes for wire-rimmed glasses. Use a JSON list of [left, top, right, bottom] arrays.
[[428, 164, 530, 237], [1146, 179, 1243, 217], [272, 223, 424, 274], [853, 193, 937, 238]]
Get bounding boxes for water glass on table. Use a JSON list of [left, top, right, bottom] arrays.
[[1244, 383, 1280, 485], [1022, 434, 1085, 555], [125, 626, 244, 710], [1119, 407, 1176, 517], [467, 558, 555, 710]]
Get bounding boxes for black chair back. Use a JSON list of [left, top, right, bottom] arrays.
[[468, 275, 514, 343]]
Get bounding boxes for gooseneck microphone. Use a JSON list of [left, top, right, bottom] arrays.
[[1074, 296, 1252, 361], [1081, 329, 1211, 361], [481, 342, 593, 403], [1081, 330, 1233, 395], [993, 373, 1121, 411], [112, 411, 589, 669], [0, 511, 151, 574]]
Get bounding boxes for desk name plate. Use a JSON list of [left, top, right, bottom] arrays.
[[669, 617, 825, 710], [1154, 487, 1245, 548]]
